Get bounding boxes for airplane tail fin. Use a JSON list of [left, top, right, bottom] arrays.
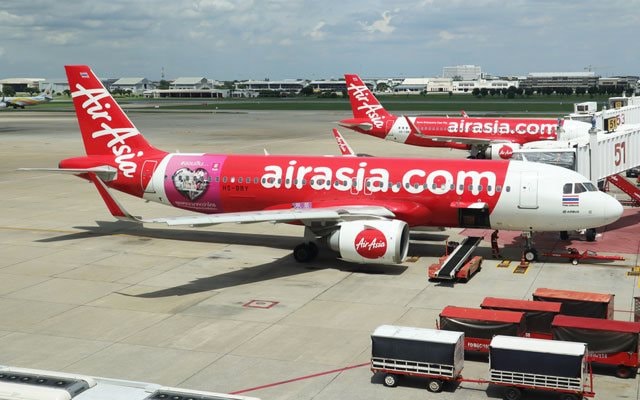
[[64, 65, 160, 157], [344, 74, 392, 120], [42, 83, 54, 99]]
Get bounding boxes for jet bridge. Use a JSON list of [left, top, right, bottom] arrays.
[[511, 96, 640, 183]]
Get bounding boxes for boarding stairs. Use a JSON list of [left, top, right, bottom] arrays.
[[606, 174, 640, 207]]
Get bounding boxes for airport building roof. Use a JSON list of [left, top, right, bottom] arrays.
[[112, 77, 148, 85]]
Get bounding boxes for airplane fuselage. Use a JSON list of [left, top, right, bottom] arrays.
[[60, 152, 621, 232]]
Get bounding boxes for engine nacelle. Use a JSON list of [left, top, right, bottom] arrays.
[[327, 219, 410, 264], [487, 143, 521, 159]]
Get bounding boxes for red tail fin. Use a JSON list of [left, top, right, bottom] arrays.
[[344, 74, 392, 122], [65, 65, 159, 158]]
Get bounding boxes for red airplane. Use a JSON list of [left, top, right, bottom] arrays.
[[340, 74, 591, 159], [22, 66, 622, 263]]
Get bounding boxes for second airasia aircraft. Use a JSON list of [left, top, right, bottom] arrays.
[[340, 74, 591, 159], [24, 66, 622, 263]]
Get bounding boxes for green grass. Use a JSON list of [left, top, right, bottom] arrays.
[[18, 94, 611, 117]]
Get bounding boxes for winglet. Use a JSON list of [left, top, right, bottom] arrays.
[[88, 173, 142, 222], [332, 128, 356, 156]]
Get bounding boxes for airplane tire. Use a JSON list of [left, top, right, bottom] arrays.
[[585, 228, 596, 242], [293, 243, 318, 262], [524, 248, 537, 262], [560, 231, 569, 240]]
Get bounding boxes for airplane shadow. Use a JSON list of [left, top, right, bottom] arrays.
[[37, 220, 410, 297], [125, 255, 408, 298]]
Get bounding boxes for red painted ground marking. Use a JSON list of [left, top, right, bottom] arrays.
[[229, 362, 370, 395], [243, 300, 279, 309]]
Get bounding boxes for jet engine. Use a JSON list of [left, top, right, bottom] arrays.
[[486, 143, 521, 160], [327, 219, 410, 264]]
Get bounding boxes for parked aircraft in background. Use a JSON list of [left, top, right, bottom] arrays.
[[340, 74, 591, 159], [21, 66, 622, 263], [0, 84, 53, 109]]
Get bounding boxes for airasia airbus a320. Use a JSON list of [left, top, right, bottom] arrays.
[[22, 66, 622, 264], [340, 74, 591, 159]]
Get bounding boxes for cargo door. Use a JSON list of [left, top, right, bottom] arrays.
[[518, 171, 538, 209]]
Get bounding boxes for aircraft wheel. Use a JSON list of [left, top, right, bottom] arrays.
[[426, 379, 443, 393], [560, 231, 569, 240], [524, 248, 538, 262], [383, 373, 397, 387], [559, 394, 579, 400], [585, 228, 597, 242], [571, 258, 579, 266], [293, 243, 318, 263]]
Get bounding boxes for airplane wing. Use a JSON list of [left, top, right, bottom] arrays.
[[86, 172, 396, 227], [18, 166, 118, 181]]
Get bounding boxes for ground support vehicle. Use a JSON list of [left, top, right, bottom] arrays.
[[552, 314, 640, 378], [371, 325, 464, 392], [532, 288, 614, 319], [480, 297, 561, 339], [489, 335, 594, 400], [439, 306, 525, 353], [542, 247, 625, 265]]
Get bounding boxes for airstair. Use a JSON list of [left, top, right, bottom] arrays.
[[606, 174, 640, 206]]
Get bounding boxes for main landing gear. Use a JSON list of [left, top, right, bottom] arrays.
[[559, 228, 597, 242], [293, 242, 319, 262]]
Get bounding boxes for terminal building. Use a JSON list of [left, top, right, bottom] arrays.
[[519, 72, 599, 91], [109, 78, 155, 94]]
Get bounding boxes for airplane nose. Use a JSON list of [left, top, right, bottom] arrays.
[[601, 194, 623, 226]]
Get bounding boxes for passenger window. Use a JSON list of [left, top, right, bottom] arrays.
[[223, 176, 227, 183], [574, 183, 586, 193], [496, 185, 502, 192], [459, 184, 464, 191], [505, 186, 511, 192], [254, 177, 259, 184], [215, 176, 220, 183], [238, 177, 243, 183], [563, 183, 572, 194]]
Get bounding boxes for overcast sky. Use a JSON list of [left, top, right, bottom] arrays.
[[1, 0, 639, 80]]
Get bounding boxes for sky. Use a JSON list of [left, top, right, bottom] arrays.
[[1, 0, 639, 80]]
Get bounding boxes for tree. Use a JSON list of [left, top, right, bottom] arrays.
[[472, 88, 481, 97], [299, 85, 314, 96], [376, 82, 390, 92], [480, 88, 488, 97], [63, 89, 71, 97], [2, 86, 16, 97]]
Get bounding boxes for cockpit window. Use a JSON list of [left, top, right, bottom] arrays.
[[563, 183, 573, 194], [583, 182, 597, 192], [574, 183, 587, 193]]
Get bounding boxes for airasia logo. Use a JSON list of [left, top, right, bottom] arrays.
[[354, 228, 387, 259], [498, 145, 513, 159]]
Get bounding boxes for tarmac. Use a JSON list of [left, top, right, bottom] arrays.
[[1, 109, 639, 399]]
